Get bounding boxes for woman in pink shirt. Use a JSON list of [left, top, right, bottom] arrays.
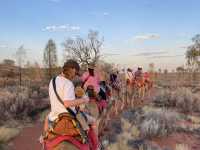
[[81, 63, 100, 94]]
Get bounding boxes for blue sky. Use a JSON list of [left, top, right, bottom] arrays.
[[1, 0, 200, 70]]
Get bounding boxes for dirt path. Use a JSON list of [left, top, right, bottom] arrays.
[[9, 122, 43, 150]]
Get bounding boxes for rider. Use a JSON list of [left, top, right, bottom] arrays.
[[81, 63, 101, 145], [144, 72, 150, 83], [81, 62, 108, 106], [144, 71, 153, 89], [81, 63, 100, 95], [110, 69, 120, 90], [109, 69, 121, 115], [134, 67, 144, 87], [126, 68, 134, 85], [41, 60, 92, 144]]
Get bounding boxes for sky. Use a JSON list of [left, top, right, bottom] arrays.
[[1, 0, 200, 71]]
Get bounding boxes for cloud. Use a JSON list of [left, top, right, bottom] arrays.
[[132, 51, 167, 56], [133, 34, 160, 41], [0, 44, 8, 48], [42, 24, 80, 32], [149, 54, 184, 59], [179, 45, 189, 49], [89, 11, 110, 17], [103, 12, 110, 16], [177, 33, 191, 38], [102, 52, 120, 56]]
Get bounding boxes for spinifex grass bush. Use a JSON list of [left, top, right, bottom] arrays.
[[153, 88, 200, 113], [175, 144, 189, 150], [174, 88, 195, 113], [0, 126, 20, 143], [0, 86, 35, 123], [153, 89, 175, 107], [139, 109, 177, 138]]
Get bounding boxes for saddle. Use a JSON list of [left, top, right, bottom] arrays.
[[45, 113, 83, 140]]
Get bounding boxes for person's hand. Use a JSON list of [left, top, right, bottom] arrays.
[[38, 134, 44, 144], [83, 96, 90, 103]]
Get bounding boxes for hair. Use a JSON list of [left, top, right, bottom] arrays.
[[127, 68, 132, 72], [62, 59, 80, 78], [88, 68, 94, 76]]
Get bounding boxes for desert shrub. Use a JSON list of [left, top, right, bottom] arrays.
[[107, 119, 122, 143], [139, 109, 177, 138], [121, 108, 144, 125], [175, 144, 189, 150], [0, 86, 36, 123], [153, 89, 174, 107], [38, 86, 48, 98], [192, 96, 200, 112], [174, 88, 194, 113], [26, 80, 48, 99], [153, 88, 200, 113], [142, 142, 162, 150], [0, 127, 20, 143], [127, 140, 163, 150]]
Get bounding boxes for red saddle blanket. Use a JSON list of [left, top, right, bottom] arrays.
[[44, 127, 99, 150]]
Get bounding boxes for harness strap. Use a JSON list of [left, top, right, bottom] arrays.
[[52, 76, 88, 143], [52, 77, 76, 117], [44, 135, 90, 150]]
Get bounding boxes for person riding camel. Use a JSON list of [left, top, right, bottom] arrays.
[[134, 67, 144, 85], [42, 60, 89, 132], [81, 63, 100, 95], [81, 63, 108, 114], [110, 69, 120, 95], [41, 60, 99, 150], [144, 71, 153, 90], [97, 64, 110, 101], [134, 67, 146, 99], [80, 63, 102, 147], [144, 72, 150, 83], [126, 68, 134, 85], [125, 68, 135, 105], [109, 69, 121, 114]]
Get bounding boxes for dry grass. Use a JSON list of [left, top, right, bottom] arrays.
[[104, 107, 177, 150], [139, 109, 177, 138], [153, 87, 200, 113], [0, 127, 20, 143], [175, 144, 189, 150], [187, 115, 200, 124], [0, 86, 35, 123]]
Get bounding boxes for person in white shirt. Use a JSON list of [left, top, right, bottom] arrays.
[[44, 60, 89, 131]]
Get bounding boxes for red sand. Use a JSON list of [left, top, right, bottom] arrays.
[[152, 132, 200, 150], [10, 122, 43, 150]]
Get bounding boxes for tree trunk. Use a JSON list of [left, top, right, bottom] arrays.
[[19, 67, 22, 86], [48, 48, 52, 80]]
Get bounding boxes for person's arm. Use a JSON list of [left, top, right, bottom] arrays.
[[44, 115, 49, 132], [63, 98, 89, 108], [63, 82, 89, 108]]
